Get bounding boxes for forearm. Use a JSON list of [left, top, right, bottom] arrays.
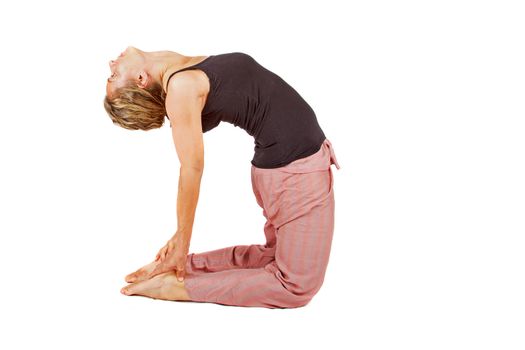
[[176, 166, 203, 250]]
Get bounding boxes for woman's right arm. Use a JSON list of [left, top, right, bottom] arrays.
[[156, 71, 206, 280]]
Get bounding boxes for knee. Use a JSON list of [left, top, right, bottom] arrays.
[[287, 294, 315, 308], [277, 275, 325, 308], [263, 261, 327, 308], [275, 290, 316, 309]]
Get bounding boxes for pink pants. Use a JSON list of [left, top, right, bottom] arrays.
[[183, 138, 341, 308]]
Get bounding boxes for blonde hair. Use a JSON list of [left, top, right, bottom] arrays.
[[103, 81, 169, 130]]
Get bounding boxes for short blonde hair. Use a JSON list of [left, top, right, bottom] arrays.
[[103, 81, 169, 130]]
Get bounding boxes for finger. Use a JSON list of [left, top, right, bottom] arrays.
[[156, 247, 164, 261], [166, 241, 175, 255], [149, 262, 166, 278], [176, 268, 185, 282], [148, 267, 161, 279], [159, 246, 168, 261]]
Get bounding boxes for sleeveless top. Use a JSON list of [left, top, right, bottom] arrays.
[[165, 52, 326, 169]]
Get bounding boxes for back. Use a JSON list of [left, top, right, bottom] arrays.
[[166, 52, 326, 168]]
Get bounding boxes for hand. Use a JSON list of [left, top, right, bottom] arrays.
[[152, 234, 188, 282]]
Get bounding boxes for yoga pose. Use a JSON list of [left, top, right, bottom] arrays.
[[103, 46, 340, 308]]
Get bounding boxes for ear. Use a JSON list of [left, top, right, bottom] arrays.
[[136, 70, 149, 88]]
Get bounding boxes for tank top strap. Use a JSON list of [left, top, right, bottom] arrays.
[[164, 56, 214, 93]]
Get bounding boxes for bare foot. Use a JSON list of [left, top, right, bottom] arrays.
[[121, 270, 191, 301], [125, 259, 160, 283]]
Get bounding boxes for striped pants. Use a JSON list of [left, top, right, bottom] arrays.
[[183, 138, 340, 308]]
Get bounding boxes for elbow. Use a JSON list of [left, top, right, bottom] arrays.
[[181, 162, 204, 173]]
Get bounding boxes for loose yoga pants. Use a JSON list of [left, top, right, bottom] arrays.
[[183, 138, 341, 308]]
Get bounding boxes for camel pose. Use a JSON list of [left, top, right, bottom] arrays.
[[104, 46, 340, 308]]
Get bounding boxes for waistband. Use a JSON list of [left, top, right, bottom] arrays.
[[269, 138, 341, 174]]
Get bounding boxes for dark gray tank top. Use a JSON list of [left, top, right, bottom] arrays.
[[165, 52, 326, 169]]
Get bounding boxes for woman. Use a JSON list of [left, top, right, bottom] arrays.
[[103, 46, 340, 308]]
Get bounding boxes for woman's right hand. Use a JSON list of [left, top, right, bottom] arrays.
[[152, 232, 188, 281], [155, 238, 174, 262]]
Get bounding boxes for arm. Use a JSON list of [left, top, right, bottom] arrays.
[[168, 73, 205, 251], [154, 72, 205, 280]]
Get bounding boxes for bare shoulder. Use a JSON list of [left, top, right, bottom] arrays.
[[165, 70, 210, 103]]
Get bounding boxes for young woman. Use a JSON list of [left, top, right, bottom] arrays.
[[104, 46, 341, 308]]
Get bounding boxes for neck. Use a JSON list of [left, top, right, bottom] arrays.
[[143, 50, 194, 87]]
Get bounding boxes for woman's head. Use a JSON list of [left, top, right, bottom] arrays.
[[104, 46, 168, 130]]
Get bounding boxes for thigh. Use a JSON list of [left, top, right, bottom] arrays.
[[267, 169, 335, 295]]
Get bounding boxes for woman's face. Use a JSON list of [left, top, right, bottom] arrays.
[[106, 46, 144, 98]]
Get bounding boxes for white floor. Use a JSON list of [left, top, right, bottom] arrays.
[[1, 1, 524, 349]]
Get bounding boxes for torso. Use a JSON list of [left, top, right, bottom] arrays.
[[161, 52, 327, 169]]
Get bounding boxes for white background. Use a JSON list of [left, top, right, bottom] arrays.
[[0, 0, 523, 349]]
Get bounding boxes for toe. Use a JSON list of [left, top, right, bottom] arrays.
[[125, 261, 159, 283], [125, 273, 137, 283]]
